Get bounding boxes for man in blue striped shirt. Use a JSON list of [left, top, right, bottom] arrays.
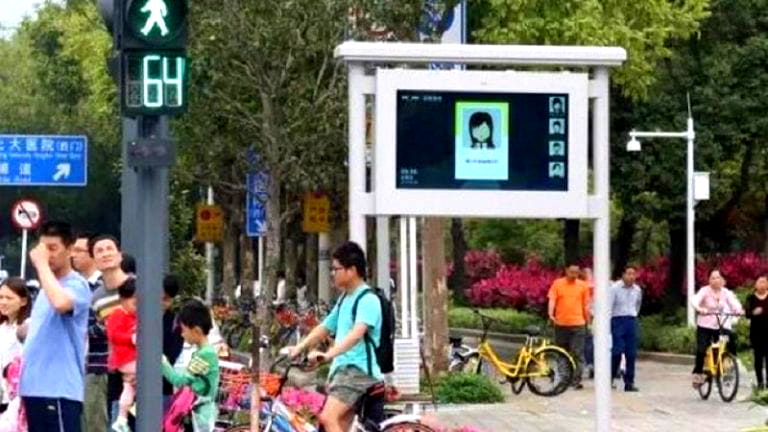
[[611, 265, 642, 392], [72, 232, 109, 432]]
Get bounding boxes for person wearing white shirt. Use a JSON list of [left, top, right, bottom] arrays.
[[0, 277, 30, 407]]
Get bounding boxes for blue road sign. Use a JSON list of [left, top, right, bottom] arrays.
[[246, 173, 267, 237], [0, 135, 87, 186]]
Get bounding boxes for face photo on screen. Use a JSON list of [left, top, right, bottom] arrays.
[[549, 141, 565, 156], [550, 97, 565, 115], [468, 111, 495, 149], [454, 101, 510, 181], [549, 162, 565, 178], [549, 119, 565, 135]]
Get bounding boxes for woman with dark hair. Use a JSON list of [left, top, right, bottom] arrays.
[[0, 277, 30, 410], [469, 111, 495, 149]]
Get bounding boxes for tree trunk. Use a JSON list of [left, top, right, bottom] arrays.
[[422, 218, 449, 373], [239, 228, 255, 301], [614, 215, 637, 279], [764, 194, 768, 257], [666, 219, 686, 312], [305, 233, 318, 302], [285, 235, 298, 301], [447, 218, 467, 302], [221, 200, 238, 300], [564, 219, 581, 264]]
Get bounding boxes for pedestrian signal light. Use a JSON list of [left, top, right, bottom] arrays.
[[124, 0, 188, 49], [120, 0, 189, 116]]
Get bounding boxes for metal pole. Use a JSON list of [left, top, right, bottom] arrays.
[[686, 116, 696, 327], [19, 229, 27, 279], [376, 217, 391, 297], [120, 117, 139, 256], [348, 64, 367, 248], [318, 233, 330, 301], [399, 217, 409, 338], [258, 236, 265, 295], [134, 115, 169, 432], [205, 186, 215, 303], [408, 217, 418, 340], [592, 67, 612, 432]]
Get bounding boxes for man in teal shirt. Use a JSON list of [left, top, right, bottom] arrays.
[[290, 241, 382, 432]]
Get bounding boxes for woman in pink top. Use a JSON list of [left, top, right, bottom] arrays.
[[691, 269, 743, 387]]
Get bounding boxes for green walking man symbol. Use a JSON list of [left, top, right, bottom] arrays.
[[140, 0, 169, 37]]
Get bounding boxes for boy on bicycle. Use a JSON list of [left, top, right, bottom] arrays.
[[289, 241, 383, 432]]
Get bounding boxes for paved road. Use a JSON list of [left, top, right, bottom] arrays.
[[428, 359, 767, 431]]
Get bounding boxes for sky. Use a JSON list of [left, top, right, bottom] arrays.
[[0, 1, 45, 33]]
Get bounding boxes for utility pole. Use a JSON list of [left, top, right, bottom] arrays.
[[100, 1, 188, 430]]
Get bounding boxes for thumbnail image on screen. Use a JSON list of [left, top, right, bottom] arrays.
[[396, 90, 568, 191]]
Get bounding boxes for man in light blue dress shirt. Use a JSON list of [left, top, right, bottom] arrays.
[[611, 265, 642, 392]]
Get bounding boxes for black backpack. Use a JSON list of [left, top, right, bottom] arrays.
[[351, 287, 396, 375]]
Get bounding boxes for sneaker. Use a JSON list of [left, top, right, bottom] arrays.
[[572, 383, 584, 390], [611, 381, 617, 389], [624, 385, 639, 392], [112, 418, 130, 432]]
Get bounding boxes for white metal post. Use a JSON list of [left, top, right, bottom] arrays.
[[408, 217, 419, 339], [19, 229, 28, 279], [258, 236, 265, 296], [592, 67, 612, 432], [686, 116, 696, 327], [205, 186, 215, 303], [376, 217, 391, 296], [348, 64, 367, 249], [628, 123, 697, 327], [399, 217, 410, 338]]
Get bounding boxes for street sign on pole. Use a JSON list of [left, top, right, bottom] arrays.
[[195, 204, 224, 243], [246, 173, 267, 237], [0, 135, 87, 186], [10, 198, 43, 279], [11, 198, 43, 230]]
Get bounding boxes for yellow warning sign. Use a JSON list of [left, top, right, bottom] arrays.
[[196, 204, 224, 243], [302, 193, 330, 233]]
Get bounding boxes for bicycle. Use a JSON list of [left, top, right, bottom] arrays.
[[224, 354, 435, 432], [449, 309, 576, 396], [696, 312, 742, 402]]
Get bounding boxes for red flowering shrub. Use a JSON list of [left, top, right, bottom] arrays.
[[464, 250, 503, 285], [696, 251, 768, 289], [635, 257, 670, 302], [636, 251, 768, 304], [466, 258, 558, 310]]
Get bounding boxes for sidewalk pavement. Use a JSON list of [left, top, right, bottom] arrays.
[[428, 359, 767, 432]]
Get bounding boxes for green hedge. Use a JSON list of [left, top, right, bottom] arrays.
[[436, 373, 505, 404], [449, 307, 546, 334]]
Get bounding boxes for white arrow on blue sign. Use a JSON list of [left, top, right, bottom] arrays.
[[246, 173, 268, 237], [0, 135, 87, 187]]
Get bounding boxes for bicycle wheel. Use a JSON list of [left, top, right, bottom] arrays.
[[698, 373, 713, 400], [510, 377, 525, 395], [449, 351, 477, 373], [717, 352, 739, 402], [526, 347, 575, 396], [382, 421, 435, 432]]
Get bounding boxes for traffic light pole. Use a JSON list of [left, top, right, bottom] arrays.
[[122, 115, 169, 432]]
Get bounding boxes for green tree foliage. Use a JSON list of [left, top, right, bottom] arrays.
[[471, 0, 710, 100], [0, 2, 121, 272], [615, 0, 768, 255]]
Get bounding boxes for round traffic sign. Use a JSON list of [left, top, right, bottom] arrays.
[[11, 199, 43, 230]]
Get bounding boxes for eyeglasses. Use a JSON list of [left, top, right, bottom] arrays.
[[330, 266, 346, 274]]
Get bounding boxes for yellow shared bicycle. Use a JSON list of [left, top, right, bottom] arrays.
[[696, 312, 741, 402], [449, 310, 576, 396]]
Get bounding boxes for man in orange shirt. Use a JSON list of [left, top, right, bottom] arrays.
[[548, 263, 590, 389]]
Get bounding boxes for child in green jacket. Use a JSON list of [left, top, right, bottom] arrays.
[[162, 300, 220, 432]]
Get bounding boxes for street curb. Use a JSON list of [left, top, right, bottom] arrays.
[[449, 327, 694, 365]]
